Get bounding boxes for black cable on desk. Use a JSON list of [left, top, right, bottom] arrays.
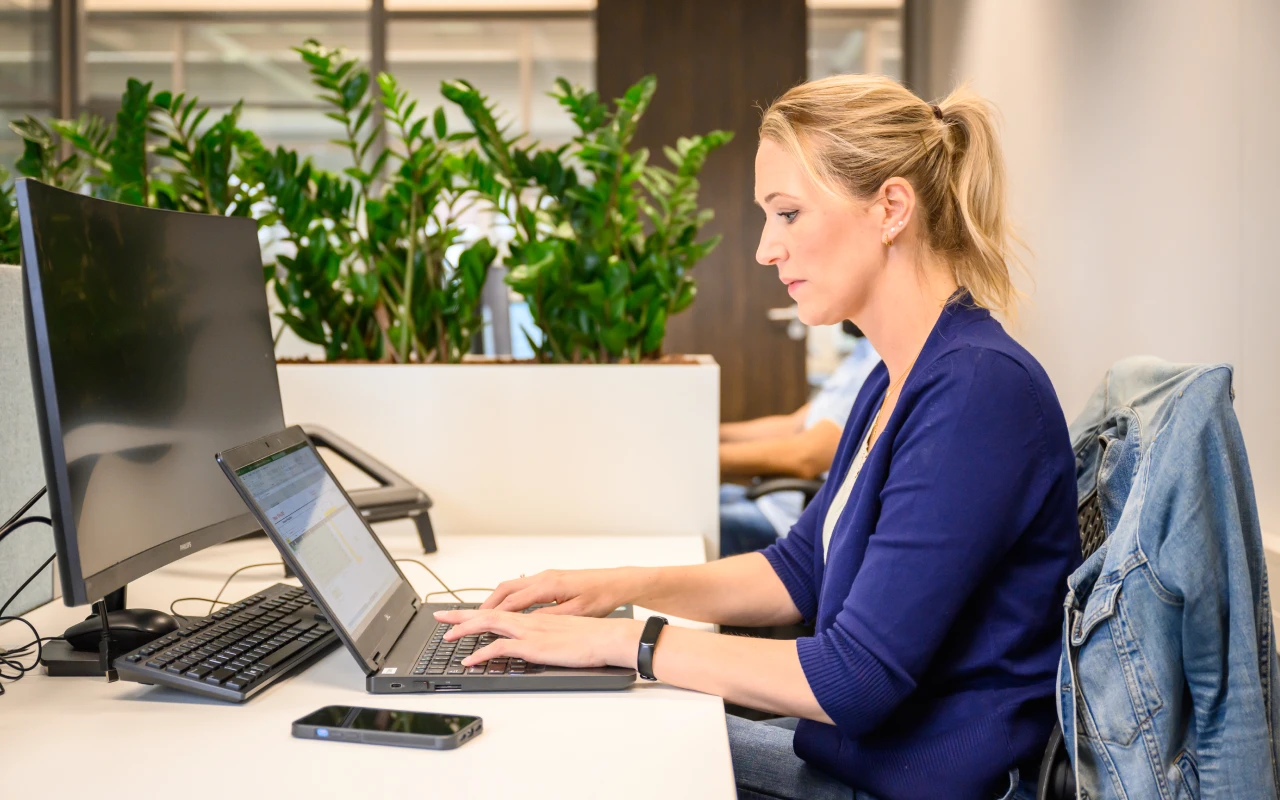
[[205, 562, 284, 616], [177, 557, 488, 621], [0, 492, 57, 698], [0, 617, 47, 697], [168, 597, 231, 616], [394, 558, 479, 604]]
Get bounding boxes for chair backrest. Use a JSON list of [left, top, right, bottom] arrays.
[[1078, 491, 1107, 560]]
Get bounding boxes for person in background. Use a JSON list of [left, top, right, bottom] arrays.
[[719, 323, 880, 557]]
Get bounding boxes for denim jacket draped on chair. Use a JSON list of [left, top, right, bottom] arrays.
[[1059, 357, 1280, 799]]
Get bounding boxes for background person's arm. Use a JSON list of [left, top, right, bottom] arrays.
[[719, 419, 841, 479], [719, 404, 809, 443]]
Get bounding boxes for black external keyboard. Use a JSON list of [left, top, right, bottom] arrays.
[[416, 605, 547, 678], [114, 583, 339, 702]]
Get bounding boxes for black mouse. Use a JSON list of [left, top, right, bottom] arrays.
[[64, 609, 180, 653]]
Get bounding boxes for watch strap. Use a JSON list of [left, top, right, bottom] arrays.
[[636, 615, 668, 681]]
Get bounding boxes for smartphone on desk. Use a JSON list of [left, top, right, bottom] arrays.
[[293, 705, 482, 750]]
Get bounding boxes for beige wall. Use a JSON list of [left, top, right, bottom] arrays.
[[910, 0, 1280, 534]]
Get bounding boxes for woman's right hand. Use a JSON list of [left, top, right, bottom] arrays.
[[478, 568, 637, 618]]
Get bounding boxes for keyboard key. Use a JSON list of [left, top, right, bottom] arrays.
[[126, 654, 143, 663], [145, 660, 164, 669], [186, 664, 214, 679], [467, 667, 486, 675], [258, 640, 306, 671], [487, 664, 508, 674], [446, 667, 465, 675], [224, 675, 253, 691], [206, 668, 238, 684]]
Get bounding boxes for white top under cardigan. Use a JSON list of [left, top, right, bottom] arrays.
[[821, 405, 878, 561]]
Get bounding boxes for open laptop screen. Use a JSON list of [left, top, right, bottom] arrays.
[[235, 443, 400, 639]]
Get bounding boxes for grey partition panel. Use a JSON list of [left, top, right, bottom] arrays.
[[0, 264, 55, 616]]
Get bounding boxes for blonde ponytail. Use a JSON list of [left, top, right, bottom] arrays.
[[759, 76, 1022, 318]]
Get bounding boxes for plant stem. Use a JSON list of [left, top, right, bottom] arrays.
[[401, 200, 417, 362]]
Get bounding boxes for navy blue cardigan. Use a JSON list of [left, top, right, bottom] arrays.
[[762, 296, 1080, 800]]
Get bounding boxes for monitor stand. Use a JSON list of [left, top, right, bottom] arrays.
[[41, 585, 176, 679]]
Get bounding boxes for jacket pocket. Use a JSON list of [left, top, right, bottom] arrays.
[[1171, 749, 1199, 799], [1069, 578, 1164, 747]]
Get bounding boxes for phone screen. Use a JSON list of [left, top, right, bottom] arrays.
[[298, 706, 480, 737]]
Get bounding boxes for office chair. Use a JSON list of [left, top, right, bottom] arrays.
[[1036, 490, 1109, 800], [744, 475, 825, 508]]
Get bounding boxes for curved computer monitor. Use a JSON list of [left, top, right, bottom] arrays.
[[16, 179, 285, 607]]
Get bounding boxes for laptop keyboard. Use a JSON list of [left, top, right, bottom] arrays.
[[415, 604, 547, 677]]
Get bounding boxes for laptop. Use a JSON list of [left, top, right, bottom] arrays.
[[216, 425, 636, 694]]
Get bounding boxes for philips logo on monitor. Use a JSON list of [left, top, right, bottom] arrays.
[[179, 542, 192, 551]]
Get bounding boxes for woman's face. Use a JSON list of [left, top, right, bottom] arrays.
[[754, 139, 884, 326]]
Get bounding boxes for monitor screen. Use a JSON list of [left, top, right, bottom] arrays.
[[234, 442, 400, 639], [18, 180, 285, 605]]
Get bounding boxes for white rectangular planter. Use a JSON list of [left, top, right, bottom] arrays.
[[277, 357, 721, 557]]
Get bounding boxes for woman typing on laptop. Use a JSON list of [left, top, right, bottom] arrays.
[[432, 75, 1080, 800]]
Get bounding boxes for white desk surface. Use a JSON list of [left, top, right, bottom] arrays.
[[0, 523, 735, 799]]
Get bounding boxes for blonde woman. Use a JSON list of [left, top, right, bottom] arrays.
[[434, 75, 1080, 800]]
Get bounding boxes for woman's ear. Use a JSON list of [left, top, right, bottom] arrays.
[[878, 177, 917, 246]]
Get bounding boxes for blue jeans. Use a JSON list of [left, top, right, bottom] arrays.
[[726, 715, 1037, 800], [720, 484, 780, 558]]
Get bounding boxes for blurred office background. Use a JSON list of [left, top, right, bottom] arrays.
[[2, 0, 1278, 545]]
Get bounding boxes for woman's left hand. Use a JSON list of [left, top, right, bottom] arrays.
[[432, 608, 646, 670]]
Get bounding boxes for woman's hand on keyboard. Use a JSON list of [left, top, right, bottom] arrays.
[[479, 568, 635, 618], [432, 607, 645, 670]]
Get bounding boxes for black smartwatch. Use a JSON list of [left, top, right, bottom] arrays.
[[636, 615, 668, 681]]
